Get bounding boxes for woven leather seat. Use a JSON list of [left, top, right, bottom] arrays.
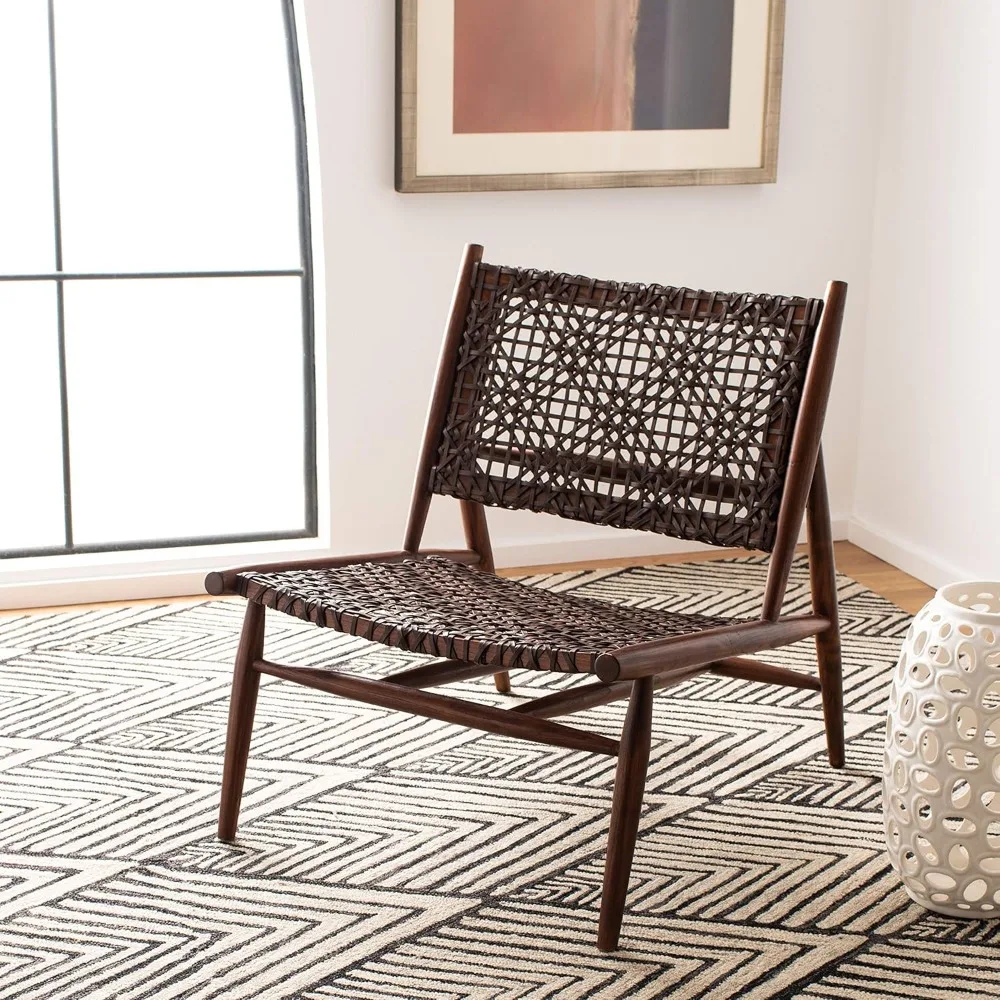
[[236, 555, 740, 673], [208, 244, 848, 951]]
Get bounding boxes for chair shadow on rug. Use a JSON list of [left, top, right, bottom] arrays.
[[206, 244, 847, 951]]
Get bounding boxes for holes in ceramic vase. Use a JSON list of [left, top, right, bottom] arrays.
[[939, 623, 953, 640], [994, 754, 1000, 783], [948, 584, 1000, 610], [893, 796, 911, 824], [920, 699, 946, 722], [946, 747, 980, 771], [942, 815, 977, 836], [925, 871, 957, 890], [927, 643, 951, 666], [971, 591, 999, 613], [983, 682, 1000, 712], [964, 879, 988, 902], [986, 821, 1000, 850], [950, 778, 972, 809], [980, 857, 1000, 875], [899, 693, 916, 723], [913, 630, 928, 656], [892, 760, 907, 791], [995, 889, 1000, 903], [948, 844, 971, 871], [915, 799, 933, 829], [987, 651, 1000, 669], [888, 685, 899, 711], [883, 749, 892, 775], [957, 644, 976, 672], [956, 706, 978, 740], [896, 652, 908, 683], [896, 731, 916, 755], [981, 790, 1000, 815], [958, 624, 975, 638], [984, 628, 996, 645], [915, 835, 937, 864], [901, 850, 919, 874], [984, 719, 1000, 747], [886, 818, 901, 848], [920, 730, 941, 764], [913, 769, 940, 794], [930, 892, 950, 903], [910, 661, 931, 684], [940, 675, 969, 698]]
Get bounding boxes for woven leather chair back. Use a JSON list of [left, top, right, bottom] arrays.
[[429, 262, 824, 552]]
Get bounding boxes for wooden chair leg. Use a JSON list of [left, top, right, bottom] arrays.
[[816, 627, 844, 769], [218, 601, 265, 841], [456, 502, 508, 695], [807, 448, 845, 769], [598, 675, 654, 952]]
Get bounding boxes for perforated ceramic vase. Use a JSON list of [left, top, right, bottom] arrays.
[[884, 581, 1000, 916]]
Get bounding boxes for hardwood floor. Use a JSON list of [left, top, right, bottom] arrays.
[[819, 542, 935, 614], [4, 541, 934, 618], [504, 540, 935, 615]]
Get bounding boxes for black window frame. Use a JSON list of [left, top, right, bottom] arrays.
[[0, 0, 317, 559]]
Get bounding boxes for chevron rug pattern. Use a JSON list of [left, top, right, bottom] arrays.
[[1, 555, 997, 999]]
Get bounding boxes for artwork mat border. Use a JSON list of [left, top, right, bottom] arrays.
[[395, 0, 785, 193], [417, 0, 769, 177]]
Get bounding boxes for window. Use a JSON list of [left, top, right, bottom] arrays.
[[0, 0, 316, 558]]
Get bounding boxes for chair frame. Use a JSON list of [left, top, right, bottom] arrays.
[[206, 243, 847, 951]]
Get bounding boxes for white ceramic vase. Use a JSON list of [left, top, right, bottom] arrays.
[[884, 581, 1000, 916]]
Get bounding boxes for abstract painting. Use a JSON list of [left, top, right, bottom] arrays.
[[397, 0, 784, 192]]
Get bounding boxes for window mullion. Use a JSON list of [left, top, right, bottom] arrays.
[[47, 0, 74, 551]]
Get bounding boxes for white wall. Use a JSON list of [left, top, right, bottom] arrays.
[[303, 0, 887, 566], [852, 0, 1000, 586]]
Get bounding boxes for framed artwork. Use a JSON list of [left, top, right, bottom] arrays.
[[396, 0, 785, 193]]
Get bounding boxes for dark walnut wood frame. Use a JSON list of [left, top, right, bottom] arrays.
[[207, 244, 847, 952]]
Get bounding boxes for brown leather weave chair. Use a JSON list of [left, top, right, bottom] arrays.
[[207, 244, 847, 951]]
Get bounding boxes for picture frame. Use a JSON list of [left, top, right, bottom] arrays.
[[396, 0, 785, 194]]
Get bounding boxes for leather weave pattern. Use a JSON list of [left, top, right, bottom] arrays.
[[431, 263, 823, 552], [237, 555, 741, 674]]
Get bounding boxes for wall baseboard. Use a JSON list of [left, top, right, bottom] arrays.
[[0, 540, 332, 612], [0, 570, 221, 612], [493, 516, 851, 570], [846, 516, 971, 589]]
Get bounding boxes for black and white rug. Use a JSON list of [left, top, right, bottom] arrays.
[[0, 555, 996, 999]]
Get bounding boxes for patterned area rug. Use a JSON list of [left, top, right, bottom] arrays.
[[0, 555, 997, 999]]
